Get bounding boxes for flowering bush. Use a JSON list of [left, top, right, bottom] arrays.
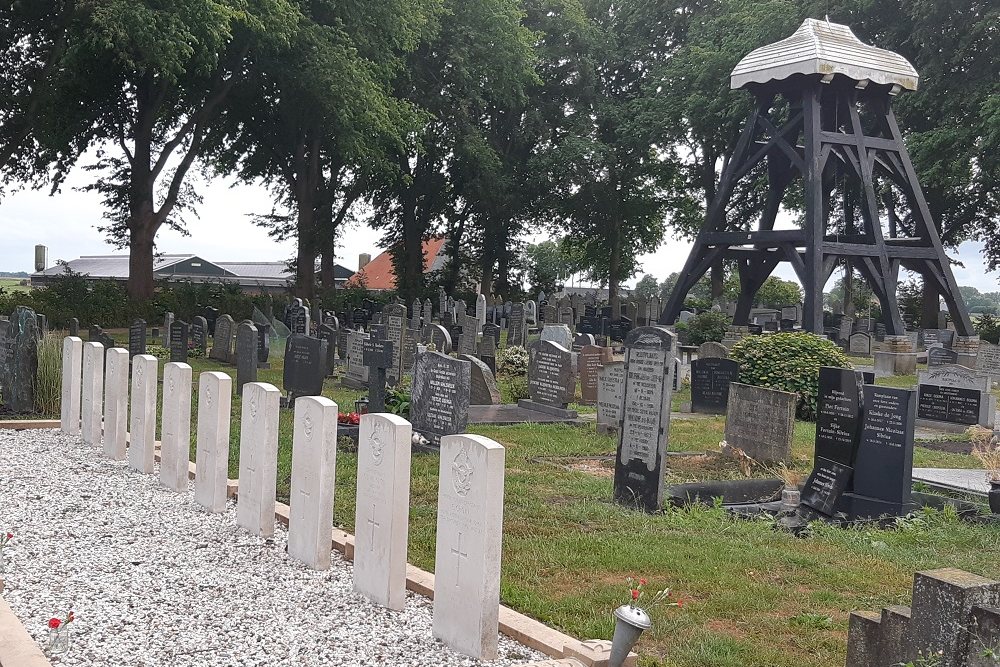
[[496, 345, 529, 378]]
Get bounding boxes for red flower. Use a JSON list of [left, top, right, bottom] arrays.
[[4, 532, 11, 540], [639, 578, 647, 586], [631, 589, 639, 601], [676, 599, 684, 607], [48, 618, 61, 629]]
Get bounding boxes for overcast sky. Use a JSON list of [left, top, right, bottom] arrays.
[[1, 167, 996, 294]]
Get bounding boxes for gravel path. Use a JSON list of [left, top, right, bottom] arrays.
[[0, 429, 542, 666]]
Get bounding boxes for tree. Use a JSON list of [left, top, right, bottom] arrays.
[[523, 239, 584, 296], [634, 274, 659, 300]]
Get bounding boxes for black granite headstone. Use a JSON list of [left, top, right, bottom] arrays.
[[256, 322, 271, 368], [128, 319, 147, 358], [169, 320, 189, 363], [814, 367, 865, 466], [800, 457, 854, 516], [690, 358, 739, 414], [282, 335, 327, 401], [318, 324, 337, 376], [362, 338, 394, 413], [410, 351, 471, 448], [847, 385, 916, 517], [235, 321, 258, 393]]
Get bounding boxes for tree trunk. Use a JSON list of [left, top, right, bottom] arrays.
[[609, 224, 622, 321], [479, 221, 497, 297], [922, 279, 940, 328], [295, 204, 316, 299], [127, 219, 157, 300], [710, 260, 724, 302]]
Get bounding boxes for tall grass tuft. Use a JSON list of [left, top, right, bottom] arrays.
[[35, 334, 62, 417]]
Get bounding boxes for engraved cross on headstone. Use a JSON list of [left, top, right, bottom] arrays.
[[451, 531, 469, 587], [362, 338, 394, 413], [366, 503, 381, 551]]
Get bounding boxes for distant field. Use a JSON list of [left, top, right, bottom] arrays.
[[0, 278, 30, 293]]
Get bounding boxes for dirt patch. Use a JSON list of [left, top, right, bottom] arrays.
[[563, 457, 615, 478], [916, 439, 972, 455], [705, 618, 747, 639]]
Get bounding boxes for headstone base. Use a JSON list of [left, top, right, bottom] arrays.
[[873, 352, 917, 376], [596, 423, 618, 436], [915, 417, 987, 434], [340, 377, 367, 390], [836, 493, 914, 520], [516, 399, 578, 419]]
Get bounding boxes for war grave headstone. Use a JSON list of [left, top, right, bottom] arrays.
[[927, 345, 959, 367], [520, 340, 576, 418], [343, 330, 370, 389], [354, 413, 412, 610], [577, 345, 610, 405], [799, 367, 865, 516], [410, 351, 471, 449], [169, 320, 189, 363], [846, 385, 916, 518], [432, 434, 506, 660], [724, 383, 796, 463], [363, 338, 394, 413], [211, 314, 235, 362], [256, 322, 272, 368], [508, 303, 525, 347], [697, 341, 728, 359], [160, 362, 193, 493], [596, 360, 625, 435], [162, 312, 174, 346], [80, 341, 105, 445], [68, 317, 80, 337], [460, 354, 501, 405], [236, 321, 259, 393], [128, 319, 147, 358], [917, 366, 995, 428], [236, 382, 281, 538], [690, 358, 740, 414], [283, 335, 328, 405], [848, 332, 872, 357], [613, 327, 675, 512], [191, 316, 208, 352], [103, 347, 129, 460], [60, 337, 83, 435], [288, 395, 338, 570], [194, 371, 232, 513], [129, 354, 158, 473]]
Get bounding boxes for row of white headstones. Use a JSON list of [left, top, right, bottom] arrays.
[[58, 336, 507, 661]]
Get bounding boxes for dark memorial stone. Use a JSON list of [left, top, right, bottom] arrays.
[[800, 457, 854, 516], [191, 316, 208, 352], [410, 351, 471, 448], [613, 326, 675, 512], [318, 324, 337, 376], [69, 318, 80, 337], [288, 301, 309, 335], [383, 303, 407, 385], [363, 338, 394, 413], [523, 340, 575, 411], [256, 322, 271, 368], [400, 327, 417, 376], [0, 307, 39, 413], [508, 303, 525, 347], [89, 324, 101, 342], [97, 331, 115, 350], [482, 323, 501, 348], [204, 307, 219, 335], [814, 367, 865, 466], [235, 321, 258, 393], [478, 335, 497, 375], [283, 335, 327, 401], [927, 346, 958, 367], [917, 366, 991, 426], [212, 315, 235, 363], [128, 319, 147, 358], [169, 320, 189, 363], [690, 358, 739, 414], [847, 385, 916, 517], [577, 345, 607, 404]]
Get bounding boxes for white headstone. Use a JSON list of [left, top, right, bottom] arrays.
[[236, 382, 281, 537], [60, 336, 83, 435], [476, 294, 487, 328], [597, 361, 625, 430], [129, 354, 158, 473], [194, 371, 233, 512], [195, 372, 233, 512], [354, 413, 413, 610], [102, 348, 129, 460], [160, 362, 193, 492], [432, 434, 505, 660], [81, 342, 105, 445], [288, 395, 338, 570]]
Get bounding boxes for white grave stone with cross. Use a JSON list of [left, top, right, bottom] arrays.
[[160, 362, 193, 492], [288, 395, 338, 570], [195, 372, 233, 512], [432, 433, 506, 660], [129, 354, 158, 473], [81, 341, 105, 445], [354, 413, 412, 610], [236, 382, 281, 537], [60, 336, 83, 435], [102, 347, 129, 460]]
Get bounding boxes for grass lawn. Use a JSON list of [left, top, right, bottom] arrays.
[[23, 331, 1000, 666], [0, 277, 30, 293]]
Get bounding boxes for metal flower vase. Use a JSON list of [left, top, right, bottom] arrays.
[[610, 604, 651, 667]]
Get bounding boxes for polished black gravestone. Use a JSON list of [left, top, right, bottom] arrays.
[[282, 335, 328, 403], [235, 321, 258, 393], [318, 324, 337, 376], [128, 319, 147, 358], [169, 320, 189, 363], [814, 367, 865, 466], [409, 351, 470, 449], [690, 358, 739, 414], [927, 345, 959, 367], [362, 338, 393, 413], [613, 326, 675, 512], [520, 340, 576, 418]]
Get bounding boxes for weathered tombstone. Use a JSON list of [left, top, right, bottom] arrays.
[[162, 312, 174, 347], [342, 329, 370, 388], [422, 323, 452, 353], [917, 366, 995, 427], [354, 413, 412, 610], [169, 320, 189, 363], [160, 362, 193, 492], [235, 321, 258, 393], [204, 306, 219, 335], [482, 322, 501, 348], [102, 348, 129, 460], [613, 327, 675, 511], [318, 324, 337, 376], [81, 342, 105, 445], [459, 354, 501, 405], [690, 358, 740, 414], [508, 302, 525, 347], [410, 351, 471, 448], [383, 303, 407, 385], [976, 340, 1000, 377], [283, 335, 328, 402], [0, 307, 39, 414], [128, 319, 147, 358], [848, 332, 872, 357], [596, 361, 625, 435], [288, 299, 310, 335], [476, 293, 487, 328], [540, 304, 556, 325], [927, 345, 959, 367], [60, 336, 83, 435], [697, 341, 729, 359], [211, 314, 235, 362], [194, 371, 232, 513], [256, 322, 271, 368], [559, 306, 575, 327], [128, 354, 158, 473], [191, 316, 208, 352], [522, 340, 576, 415], [288, 395, 338, 570], [525, 300, 537, 325], [478, 334, 497, 374], [540, 323, 573, 351], [458, 327, 478, 356], [432, 434, 505, 660], [236, 382, 281, 537], [577, 345, 607, 404], [363, 338, 394, 413], [68, 317, 80, 337], [848, 385, 916, 517], [724, 383, 796, 463]]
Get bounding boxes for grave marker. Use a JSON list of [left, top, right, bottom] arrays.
[[410, 351, 471, 448], [128, 319, 147, 358], [60, 336, 83, 435], [191, 316, 208, 352], [169, 320, 189, 363], [129, 354, 158, 473], [235, 321, 258, 393], [849, 385, 916, 517], [690, 358, 740, 414], [283, 335, 328, 402], [160, 362, 193, 492], [459, 354, 501, 405], [523, 340, 575, 414], [236, 382, 281, 537], [362, 338, 393, 413], [102, 348, 129, 460], [597, 361, 625, 435], [288, 395, 338, 570], [194, 371, 232, 513], [724, 383, 796, 463], [211, 314, 235, 362], [577, 345, 608, 404], [81, 342, 105, 446], [917, 366, 995, 427]]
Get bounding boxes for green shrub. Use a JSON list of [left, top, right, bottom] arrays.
[[34, 334, 62, 417], [496, 345, 529, 378], [729, 332, 852, 420], [675, 310, 730, 346], [974, 313, 1000, 344], [385, 386, 411, 417], [501, 375, 530, 402]]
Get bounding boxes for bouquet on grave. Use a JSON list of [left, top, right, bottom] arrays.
[[625, 576, 683, 612]]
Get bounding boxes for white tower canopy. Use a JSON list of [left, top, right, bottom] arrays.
[[730, 18, 918, 91]]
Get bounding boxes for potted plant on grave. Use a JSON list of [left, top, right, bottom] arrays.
[[46, 609, 75, 655], [610, 577, 683, 667], [969, 427, 1000, 513]]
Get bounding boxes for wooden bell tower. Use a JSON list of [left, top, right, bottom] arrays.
[[660, 19, 973, 336]]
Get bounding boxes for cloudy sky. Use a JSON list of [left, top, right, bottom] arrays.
[[1, 166, 996, 294]]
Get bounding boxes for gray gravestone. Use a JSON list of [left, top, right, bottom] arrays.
[[383, 303, 407, 385], [927, 345, 959, 367], [597, 360, 625, 435], [848, 332, 872, 357], [508, 303, 525, 347], [283, 335, 328, 401], [212, 315, 235, 362], [256, 322, 272, 368], [410, 351, 471, 448], [522, 340, 575, 415], [0, 307, 39, 413], [917, 366, 995, 428], [540, 324, 573, 351], [169, 320, 189, 363], [459, 354, 501, 405], [162, 312, 174, 347], [724, 383, 796, 463], [697, 341, 729, 359], [129, 319, 147, 358], [191, 316, 208, 352], [236, 321, 258, 393], [363, 338, 393, 413]]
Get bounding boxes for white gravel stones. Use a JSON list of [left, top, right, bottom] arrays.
[[0, 429, 541, 667]]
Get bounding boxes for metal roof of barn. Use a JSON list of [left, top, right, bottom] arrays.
[[730, 18, 919, 91]]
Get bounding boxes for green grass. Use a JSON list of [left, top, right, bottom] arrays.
[[0, 277, 30, 293], [23, 331, 1000, 666]]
